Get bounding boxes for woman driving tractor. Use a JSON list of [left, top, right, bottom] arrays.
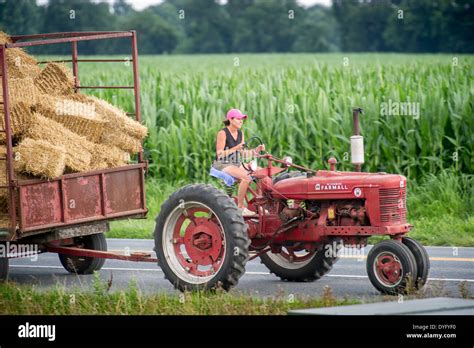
[[212, 108, 265, 217]]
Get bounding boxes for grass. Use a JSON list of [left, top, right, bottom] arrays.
[[0, 274, 358, 315], [108, 169, 474, 246]]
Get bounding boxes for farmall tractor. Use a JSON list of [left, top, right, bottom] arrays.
[[154, 108, 430, 295]]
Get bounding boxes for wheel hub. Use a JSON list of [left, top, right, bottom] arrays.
[[375, 253, 403, 285], [172, 209, 225, 277]]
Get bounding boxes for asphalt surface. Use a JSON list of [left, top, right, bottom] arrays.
[[7, 238, 474, 299]]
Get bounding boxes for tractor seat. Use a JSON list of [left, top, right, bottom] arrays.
[[209, 167, 236, 187]]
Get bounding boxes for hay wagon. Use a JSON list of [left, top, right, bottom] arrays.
[[0, 31, 154, 279]]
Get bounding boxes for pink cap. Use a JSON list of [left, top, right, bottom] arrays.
[[226, 108, 248, 120]]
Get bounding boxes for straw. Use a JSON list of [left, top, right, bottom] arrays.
[[15, 138, 66, 179], [88, 95, 148, 139], [25, 113, 93, 172], [0, 101, 35, 142], [33, 94, 108, 143], [34, 63, 75, 96]]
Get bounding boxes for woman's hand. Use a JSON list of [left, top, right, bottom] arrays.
[[233, 142, 245, 151], [254, 144, 265, 154]]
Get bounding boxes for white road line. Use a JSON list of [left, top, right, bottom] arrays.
[[8, 265, 474, 283], [105, 239, 474, 250]]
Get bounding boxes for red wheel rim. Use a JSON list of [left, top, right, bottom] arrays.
[[374, 252, 403, 286], [278, 246, 316, 263], [172, 207, 225, 277]]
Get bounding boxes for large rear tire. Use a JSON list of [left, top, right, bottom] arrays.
[[367, 240, 418, 295], [58, 233, 107, 274], [154, 184, 250, 292], [260, 239, 341, 282]]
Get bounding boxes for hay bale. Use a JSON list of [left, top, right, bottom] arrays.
[[0, 101, 35, 142], [0, 77, 38, 105], [0, 32, 12, 45], [89, 143, 130, 170], [0, 145, 22, 179], [26, 113, 92, 172], [15, 138, 66, 179], [34, 63, 74, 96], [100, 127, 143, 153], [0, 32, 41, 79], [88, 95, 148, 139], [4, 48, 41, 79], [33, 95, 108, 143]]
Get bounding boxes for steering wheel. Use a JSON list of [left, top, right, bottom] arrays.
[[242, 136, 265, 172], [243, 136, 265, 154]]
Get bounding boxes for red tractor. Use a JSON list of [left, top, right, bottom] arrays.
[[154, 108, 430, 295]]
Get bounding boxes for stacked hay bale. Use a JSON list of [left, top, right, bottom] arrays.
[[0, 31, 148, 227]]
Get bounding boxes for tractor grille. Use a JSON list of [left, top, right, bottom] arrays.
[[379, 187, 406, 224]]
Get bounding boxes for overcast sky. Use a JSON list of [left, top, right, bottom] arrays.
[[37, 0, 332, 10], [126, 0, 332, 10]]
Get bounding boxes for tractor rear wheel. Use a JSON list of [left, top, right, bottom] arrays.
[[367, 240, 418, 295], [402, 237, 430, 289], [58, 233, 107, 274], [155, 184, 250, 291], [260, 239, 341, 282]]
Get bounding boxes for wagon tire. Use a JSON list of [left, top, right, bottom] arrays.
[[0, 250, 8, 281], [154, 184, 250, 292], [58, 233, 107, 274]]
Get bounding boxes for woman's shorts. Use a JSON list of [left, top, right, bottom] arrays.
[[212, 161, 241, 171]]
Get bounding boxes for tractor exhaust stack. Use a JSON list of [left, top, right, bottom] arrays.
[[351, 107, 364, 172]]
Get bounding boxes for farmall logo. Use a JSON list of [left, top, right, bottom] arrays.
[[315, 183, 349, 191]]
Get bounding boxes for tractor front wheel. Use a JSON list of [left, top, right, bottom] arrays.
[[154, 184, 250, 291], [402, 237, 430, 289], [367, 240, 418, 295]]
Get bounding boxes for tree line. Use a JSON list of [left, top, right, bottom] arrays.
[[0, 0, 472, 54]]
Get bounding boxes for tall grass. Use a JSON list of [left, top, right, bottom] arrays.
[[72, 53, 473, 182], [0, 275, 357, 315]]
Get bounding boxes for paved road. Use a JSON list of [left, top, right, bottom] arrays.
[[7, 239, 474, 299]]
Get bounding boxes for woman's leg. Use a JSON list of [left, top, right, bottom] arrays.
[[222, 165, 252, 208]]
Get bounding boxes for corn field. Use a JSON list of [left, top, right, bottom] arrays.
[[75, 53, 473, 182]]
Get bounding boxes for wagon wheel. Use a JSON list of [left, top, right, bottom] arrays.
[[0, 245, 8, 281], [58, 233, 107, 275]]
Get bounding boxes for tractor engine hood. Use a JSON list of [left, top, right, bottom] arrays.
[[272, 170, 407, 200]]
